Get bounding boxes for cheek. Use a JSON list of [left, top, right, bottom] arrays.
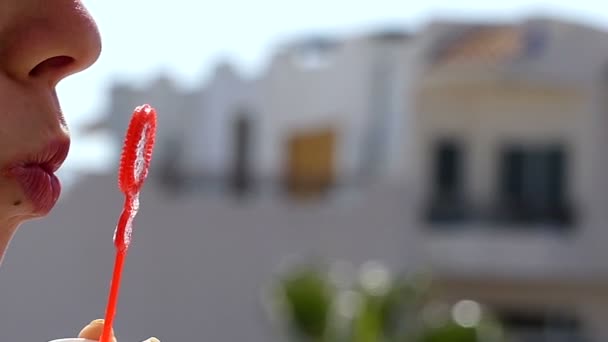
[[0, 81, 36, 221], [0, 78, 43, 167], [0, 177, 36, 221]]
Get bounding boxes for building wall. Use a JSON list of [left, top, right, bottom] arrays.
[[179, 62, 259, 179], [415, 81, 586, 208], [412, 78, 608, 341], [413, 79, 596, 276], [0, 174, 418, 342], [256, 37, 377, 182], [259, 36, 414, 188]]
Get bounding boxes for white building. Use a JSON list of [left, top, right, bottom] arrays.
[[89, 29, 417, 199], [254, 31, 416, 190]]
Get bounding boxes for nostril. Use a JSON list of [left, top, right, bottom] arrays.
[[29, 55, 75, 78]]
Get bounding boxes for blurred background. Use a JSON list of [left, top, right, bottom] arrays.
[[3, 0, 608, 341]]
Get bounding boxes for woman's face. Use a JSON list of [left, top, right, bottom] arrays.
[[0, 0, 101, 228]]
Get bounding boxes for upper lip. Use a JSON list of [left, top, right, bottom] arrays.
[[11, 139, 70, 174]]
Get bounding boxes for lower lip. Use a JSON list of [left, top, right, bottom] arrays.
[[9, 165, 61, 214]]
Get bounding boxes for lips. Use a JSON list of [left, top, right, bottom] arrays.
[[5, 139, 70, 214]]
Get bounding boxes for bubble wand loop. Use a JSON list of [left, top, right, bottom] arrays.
[[100, 105, 157, 342]]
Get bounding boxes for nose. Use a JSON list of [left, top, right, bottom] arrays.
[[0, 0, 102, 86]]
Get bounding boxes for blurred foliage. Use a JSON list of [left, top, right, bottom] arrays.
[[281, 266, 332, 339], [267, 261, 505, 342]]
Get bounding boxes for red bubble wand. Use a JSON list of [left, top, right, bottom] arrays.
[[100, 104, 157, 342]]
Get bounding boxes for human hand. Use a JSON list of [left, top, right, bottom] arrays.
[[78, 319, 159, 342]]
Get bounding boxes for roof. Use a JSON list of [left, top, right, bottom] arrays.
[[429, 23, 548, 66]]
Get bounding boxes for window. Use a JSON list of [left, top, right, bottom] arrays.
[[497, 145, 572, 226], [158, 137, 184, 194], [435, 141, 462, 197], [499, 310, 587, 342], [427, 140, 468, 223], [230, 115, 253, 197]]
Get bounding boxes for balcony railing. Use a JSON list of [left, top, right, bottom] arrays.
[[425, 196, 576, 231], [505, 329, 588, 342]]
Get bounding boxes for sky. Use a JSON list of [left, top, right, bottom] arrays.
[[56, 0, 608, 175]]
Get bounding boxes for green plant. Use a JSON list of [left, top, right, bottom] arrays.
[[268, 261, 504, 342]]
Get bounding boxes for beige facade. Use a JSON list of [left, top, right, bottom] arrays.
[[411, 19, 608, 341]]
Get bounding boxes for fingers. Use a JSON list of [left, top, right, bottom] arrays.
[[78, 319, 116, 342], [77, 318, 159, 342]]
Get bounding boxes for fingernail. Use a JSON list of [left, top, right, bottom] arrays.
[[89, 319, 104, 325], [143, 337, 160, 342]]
